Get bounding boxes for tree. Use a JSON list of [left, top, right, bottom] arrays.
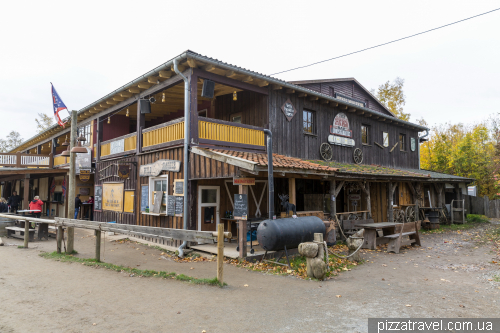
[[35, 113, 54, 133], [0, 131, 23, 152], [372, 77, 410, 121]]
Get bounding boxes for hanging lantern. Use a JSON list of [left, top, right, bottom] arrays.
[[162, 93, 165, 103], [57, 138, 60, 143], [233, 91, 237, 101], [107, 117, 111, 124], [126, 108, 129, 117], [49, 142, 51, 148], [71, 134, 88, 154]]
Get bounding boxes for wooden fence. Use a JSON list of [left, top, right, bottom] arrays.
[[462, 194, 500, 218]]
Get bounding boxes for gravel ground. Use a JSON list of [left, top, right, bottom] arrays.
[[1, 222, 499, 333]]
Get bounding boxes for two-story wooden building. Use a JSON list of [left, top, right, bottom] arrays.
[[3, 50, 472, 257]]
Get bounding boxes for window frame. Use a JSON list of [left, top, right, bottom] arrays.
[[361, 124, 370, 145], [399, 134, 406, 151], [303, 109, 315, 135], [148, 175, 168, 212], [383, 132, 389, 147], [78, 124, 92, 147]]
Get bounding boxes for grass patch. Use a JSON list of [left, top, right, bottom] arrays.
[[17, 245, 24, 248], [421, 216, 490, 234], [466, 214, 489, 223], [39, 251, 226, 287], [493, 275, 500, 283]]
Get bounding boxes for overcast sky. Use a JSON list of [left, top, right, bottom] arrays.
[[1, 0, 499, 143]]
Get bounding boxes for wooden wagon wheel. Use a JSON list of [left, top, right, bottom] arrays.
[[394, 209, 405, 223], [405, 206, 416, 222], [347, 213, 359, 220], [353, 148, 363, 164], [320, 143, 333, 161]]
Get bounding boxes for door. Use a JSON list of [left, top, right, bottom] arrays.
[[198, 186, 220, 232]]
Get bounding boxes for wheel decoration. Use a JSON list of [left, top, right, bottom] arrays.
[[395, 209, 405, 223], [320, 143, 333, 161], [353, 148, 363, 164], [405, 206, 416, 222]]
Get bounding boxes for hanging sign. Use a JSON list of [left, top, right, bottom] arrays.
[[233, 194, 248, 220], [349, 194, 361, 201], [410, 137, 416, 152], [330, 112, 352, 138], [281, 98, 297, 122], [117, 164, 130, 179], [328, 135, 355, 147], [76, 148, 91, 175], [334, 93, 366, 108], [233, 177, 255, 186], [140, 159, 181, 177], [79, 169, 91, 182]]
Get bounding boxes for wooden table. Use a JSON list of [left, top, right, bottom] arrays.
[[355, 222, 400, 250], [79, 203, 93, 220], [14, 212, 53, 240]]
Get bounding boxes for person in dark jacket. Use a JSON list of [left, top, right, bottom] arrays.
[[0, 198, 8, 213], [74, 194, 82, 219], [8, 191, 21, 213]]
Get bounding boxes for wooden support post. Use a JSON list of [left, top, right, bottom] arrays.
[[217, 223, 224, 284], [238, 185, 248, 258], [23, 175, 30, 210], [388, 182, 395, 222], [361, 181, 371, 219], [330, 180, 336, 218], [288, 178, 296, 206], [23, 220, 29, 248], [136, 100, 144, 155], [56, 226, 63, 253], [95, 229, 101, 262], [67, 110, 77, 254]]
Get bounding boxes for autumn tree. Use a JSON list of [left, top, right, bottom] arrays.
[[372, 77, 410, 121], [35, 113, 54, 133], [0, 131, 24, 152]]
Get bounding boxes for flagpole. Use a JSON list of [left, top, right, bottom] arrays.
[[66, 110, 77, 253]]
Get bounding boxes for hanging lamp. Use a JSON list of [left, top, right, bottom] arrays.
[[71, 134, 88, 154]]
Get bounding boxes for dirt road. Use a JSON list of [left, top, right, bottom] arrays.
[[1, 223, 499, 333]]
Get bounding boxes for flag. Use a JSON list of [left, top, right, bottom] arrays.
[[62, 178, 67, 197], [50, 178, 56, 194], [51, 83, 68, 128]]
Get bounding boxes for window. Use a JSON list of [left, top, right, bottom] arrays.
[[383, 132, 389, 147], [149, 175, 168, 213], [303, 110, 315, 134], [78, 124, 91, 147], [399, 134, 406, 151], [361, 125, 370, 145]]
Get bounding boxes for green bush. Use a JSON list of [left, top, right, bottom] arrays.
[[466, 214, 489, 223]]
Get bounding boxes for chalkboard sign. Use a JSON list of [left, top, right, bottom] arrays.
[[233, 194, 248, 220], [175, 196, 184, 217], [94, 186, 102, 212], [174, 179, 184, 196], [141, 185, 148, 212], [166, 195, 175, 216]]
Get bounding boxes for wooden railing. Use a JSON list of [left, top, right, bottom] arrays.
[[198, 117, 265, 149], [0, 153, 53, 168], [100, 132, 137, 158], [142, 118, 184, 149], [53, 154, 68, 167]]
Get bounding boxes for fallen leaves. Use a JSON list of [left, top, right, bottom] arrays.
[[336, 295, 342, 298], [405, 304, 412, 307], [243, 284, 248, 287]]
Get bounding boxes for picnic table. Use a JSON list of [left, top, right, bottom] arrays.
[[12, 211, 53, 240], [355, 222, 400, 250]]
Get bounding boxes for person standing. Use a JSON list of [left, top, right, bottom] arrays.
[[29, 196, 44, 218], [8, 191, 21, 213], [86, 196, 94, 221], [0, 198, 8, 213], [74, 194, 82, 219]]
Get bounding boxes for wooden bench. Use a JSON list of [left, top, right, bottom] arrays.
[[386, 221, 421, 254], [341, 219, 374, 238], [6, 227, 35, 241]]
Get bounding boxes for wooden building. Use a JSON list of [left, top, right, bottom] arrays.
[[2, 50, 473, 256]]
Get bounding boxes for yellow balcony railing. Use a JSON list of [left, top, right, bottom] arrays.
[[100, 133, 137, 158], [53, 155, 68, 166], [198, 119, 265, 147], [142, 120, 184, 148]]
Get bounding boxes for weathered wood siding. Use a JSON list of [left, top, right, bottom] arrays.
[[190, 152, 238, 180], [214, 91, 268, 128], [370, 182, 388, 222], [269, 89, 420, 169], [94, 156, 137, 225]]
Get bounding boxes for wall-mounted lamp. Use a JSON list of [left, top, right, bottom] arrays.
[[126, 108, 129, 117], [107, 117, 111, 124], [233, 91, 237, 101], [162, 93, 165, 103]]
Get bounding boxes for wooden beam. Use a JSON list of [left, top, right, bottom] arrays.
[[203, 64, 216, 72], [147, 77, 159, 84], [158, 70, 172, 79], [257, 80, 269, 87], [365, 113, 372, 117], [272, 84, 282, 90], [120, 92, 132, 97], [286, 89, 295, 94], [186, 58, 198, 68], [298, 92, 307, 98], [112, 96, 125, 102], [320, 100, 329, 104], [226, 70, 236, 78], [106, 101, 117, 105], [341, 105, 348, 110], [357, 111, 365, 115], [242, 76, 253, 83], [380, 118, 386, 122], [128, 87, 141, 93], [171, 64, 186, 72], [348, 107, 356, 112], [309, 96, 318, 101], [138, 82, 152, 89]]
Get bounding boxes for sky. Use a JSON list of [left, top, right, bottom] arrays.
[[1, 0, 499, 144]]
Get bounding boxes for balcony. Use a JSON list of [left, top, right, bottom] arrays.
[[99, 132, 137, 159], [0, 153, 53, 168]]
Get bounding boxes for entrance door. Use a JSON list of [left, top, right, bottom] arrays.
[[198, 186, 220, 232]]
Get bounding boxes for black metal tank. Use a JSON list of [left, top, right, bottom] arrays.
[[257, 216, 326, 251]]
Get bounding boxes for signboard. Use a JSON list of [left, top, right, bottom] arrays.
[[280, 98, 297, 122], [76, 148, 91, 175], [410, 137, 416, 152], [110, 139, 125, 155], [124, 191, 134, 213], [349, 194, 361, 201], [330, 112, 352, 138], [233, 194, 248, 220], [328, 135, 355, 147], [118, 164, 130, 179], [140, 185, 149, 212], [166, 195, 175, 216], [79, 169, 91, 182], [334, 93, 366, 108], [102, 183, 124, 212], [175, 196, 184, 217], [79, 188, 90, 196], [140, 159, 181, 177], [233, 177, 255, 186], [94, 186, 102, 212], [174, 179, 184, 196]]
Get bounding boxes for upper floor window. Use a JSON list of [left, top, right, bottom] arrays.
[[361, 125, 370, 145], [399, 134, 406, 151], [383, 132, 389, 147], [303, 110, 315, 134]]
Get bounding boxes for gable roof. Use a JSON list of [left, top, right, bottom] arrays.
[[289, 77, 396, 117]]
